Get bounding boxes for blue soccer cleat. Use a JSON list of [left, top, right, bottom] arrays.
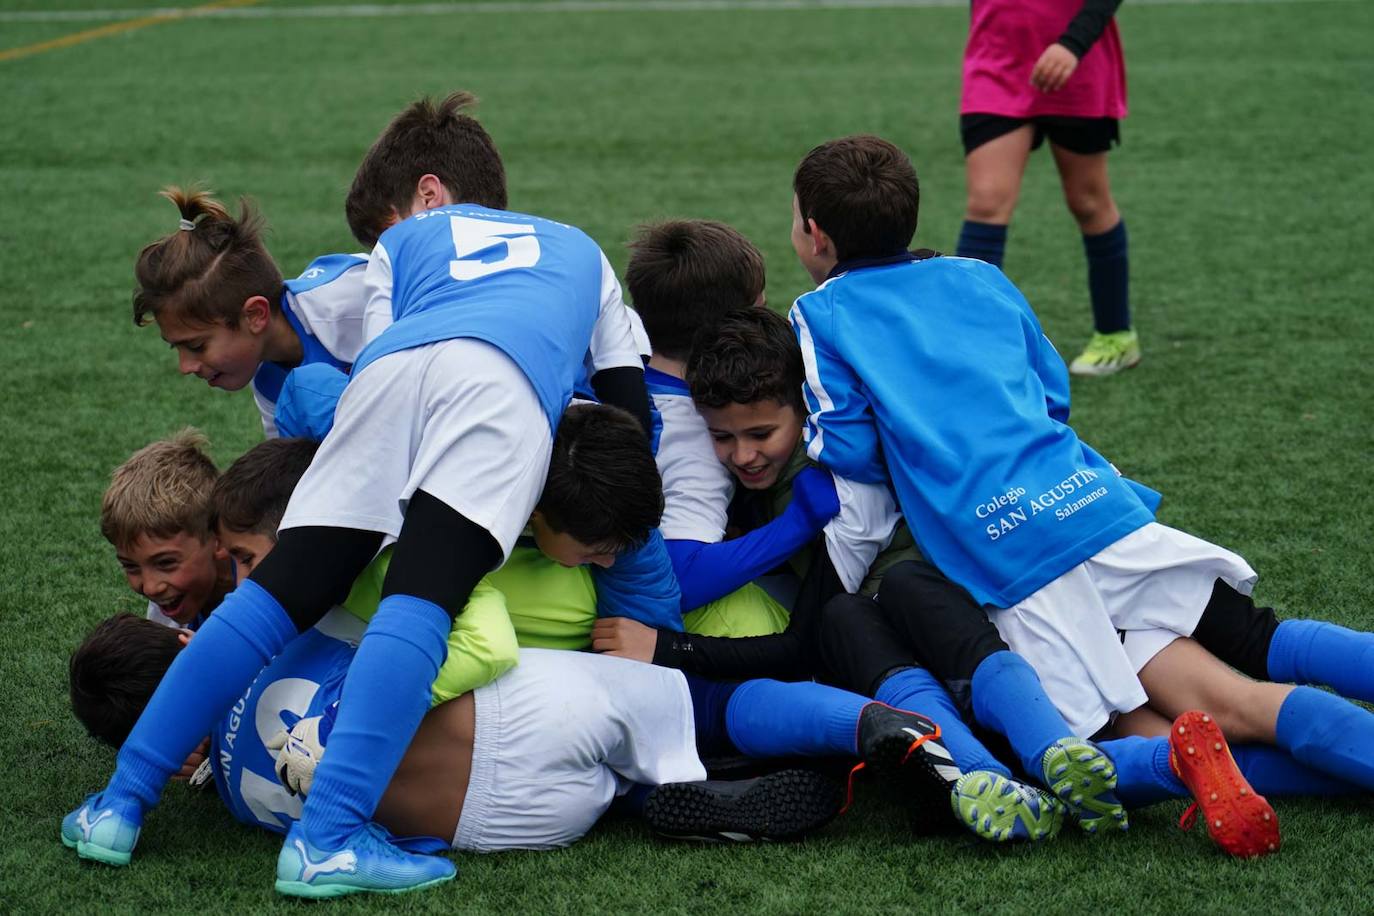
[[274, 821, 456, 899], [61, 793, 143, 866]]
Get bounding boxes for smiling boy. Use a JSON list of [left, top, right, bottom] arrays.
[[100, 429, 235, 629]]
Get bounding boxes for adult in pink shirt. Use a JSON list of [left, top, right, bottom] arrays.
[[956, 0, 1139, 377]]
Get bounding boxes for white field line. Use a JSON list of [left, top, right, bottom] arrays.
[[0, 0, 1360, 24]]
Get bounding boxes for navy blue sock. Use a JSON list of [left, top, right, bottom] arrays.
[[1098, 736, 1184, 807], [876, 667, 1010, 777], [1083, 220, 1130, 333], [724, 680, 866, 758], [106, 580, 296, 810], [683, 673, 741, 757], [301, 594, 449, 847], [1268, 619, 1374, 702], [955, 220, 1008, 268], [1274, 686, 1374, 791], [970, 651, 1074, 778], [1231, 744, 1360, 797]]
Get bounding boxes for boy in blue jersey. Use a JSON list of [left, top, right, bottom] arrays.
[[622, 219, 837, 635], [132, 186, 369, 438], [784, 134, 1374, 833], [101, 430, 235, 631], [63, 91, 653, 897]]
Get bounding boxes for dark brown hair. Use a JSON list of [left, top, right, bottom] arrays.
[[625, 220, 766, 361], [70, 614, 183, 748], [538, 404, 664, 552], [793, 135, 919, 261], [132, 185, 283, 328], [346, 91, 508, 248], [687, 308, 805, 412], [211, 438, 320, 539]]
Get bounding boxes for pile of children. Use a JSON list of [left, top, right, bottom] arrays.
[[61, 92, 1374, 900]]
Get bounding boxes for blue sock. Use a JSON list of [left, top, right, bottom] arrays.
[[724, 680, 866, 758], [1098, 736, 1183, 807], [107, 580, 296, 810], [970, 651, 1073, 778], [876, 667, 1010, 777], [301, 594, 449, 848], [955, 220, 1008, 267], [1274, 686, 1374, 792], [1231, 744, 1360, 798], [682, 673, 741, 757], [1083, 220, 1130, 333], [1268, 619, 1374, 703]]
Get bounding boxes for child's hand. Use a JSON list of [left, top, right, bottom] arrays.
[[1030, 43, 1078, 93], [591, 617, 658, 663], [171, 737, 210, 782], [790, 467, 841, 530]]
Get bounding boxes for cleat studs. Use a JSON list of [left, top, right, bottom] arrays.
[[1202, 715, 1211, 723], [1263, 813, 1271, 822], [1187, 747, 1196, 755], [1211, 792, 1218, 801], [1214, 819, 1223, 828], [1268, 843, 1276, 851], [1214, 742, 1222, 751]]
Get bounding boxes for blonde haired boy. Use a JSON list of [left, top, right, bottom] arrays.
[[100, 429, 235, 629]]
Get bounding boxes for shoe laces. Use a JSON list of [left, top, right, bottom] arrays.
[[839, 723, 945, 815], [359, 823, 406, 861], [1178, 803, 1199, 832]]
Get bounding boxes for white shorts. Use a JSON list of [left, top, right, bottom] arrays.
[[453, 648, 706, 852], [280, 338, 553, 559], [989, 522, 1258, 737]]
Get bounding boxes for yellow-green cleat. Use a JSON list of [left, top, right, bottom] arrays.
[[1069, 330, 1141, 377], [1042, 738, 1128, 834], [951, 771, 1065, 843]]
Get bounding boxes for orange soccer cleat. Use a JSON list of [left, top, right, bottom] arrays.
[[1169, 710, 1280, 858]]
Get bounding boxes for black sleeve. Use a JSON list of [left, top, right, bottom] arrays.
[[649, 541, 847, 681], [1057, 0, 1124, 58], [590, 366, 654, 439]]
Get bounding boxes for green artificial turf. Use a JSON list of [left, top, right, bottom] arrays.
[[2, 0, 1373, 912]]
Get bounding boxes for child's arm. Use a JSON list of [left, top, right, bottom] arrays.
[[787, 300, 888, 486], [591, 530, 684, 631], [586, 251, 654, 436], [665, 467, 839, 610], [274, 364, 349, 441]]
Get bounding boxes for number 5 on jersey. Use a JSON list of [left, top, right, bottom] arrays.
[[449, 215, 540, 281]]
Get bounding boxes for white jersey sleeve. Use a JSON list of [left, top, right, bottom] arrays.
[[824, 477, 901, 594], [252, 385, 279, 438], [585, 251, 645, 374], [360, 242, 396, 346], [652, 390, 733, 543], [284, 254, 371, 363]]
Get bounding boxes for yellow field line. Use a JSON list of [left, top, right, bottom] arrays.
[[0, 0, 262, 64]]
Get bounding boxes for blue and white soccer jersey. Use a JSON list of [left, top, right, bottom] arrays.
[[210, 615, 705, 851], [279, 205, 643, 557], [250, 253, 369, 437], [645, 367, 734, 544]]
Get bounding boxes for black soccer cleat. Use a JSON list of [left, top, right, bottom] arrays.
[[853, 702, 963, 835], [643, 769, 845, 843]]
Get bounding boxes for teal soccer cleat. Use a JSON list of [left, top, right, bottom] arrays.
[[275, 821, 456, 899], [61, 793, 142, 866], [1042, 738, 1128, 834], [952, 771, 1064, 843]]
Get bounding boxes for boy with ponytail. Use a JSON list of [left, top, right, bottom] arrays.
[[134, 187, 367, 437]]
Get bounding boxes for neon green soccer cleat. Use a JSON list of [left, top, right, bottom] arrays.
[[951, 771, 1065, 843], [1042, 738, 1128, 834], [1068, 330, 1141, 376]]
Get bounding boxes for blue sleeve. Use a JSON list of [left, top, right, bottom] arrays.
[[789, 298, 887, 485], [665, 510, 817, 612], [592, 529, 684, 631], [274, 364, 349, 442]]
